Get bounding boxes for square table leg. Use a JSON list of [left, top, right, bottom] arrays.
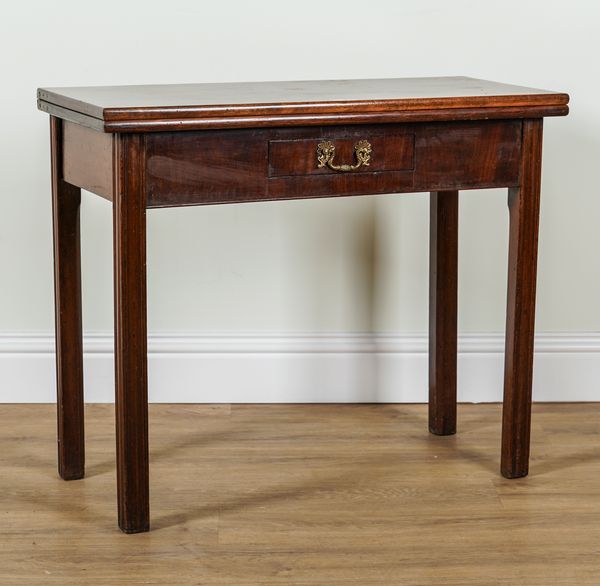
[[429, 190, 459, 436], [50, 116, 85, 481], [501, 119, 543, 479], [113, 134, 150, 533]]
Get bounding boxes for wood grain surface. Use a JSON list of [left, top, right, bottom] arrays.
[[50, 117, 85, 481], [0, 403, 598, 585], [429, 190, 458, 436], [62, 121, 113, 200], [144, 121, 521, 207], [37, 76, 569, 131], [113, 133, 150, 533], [501, 120, 544, 479]]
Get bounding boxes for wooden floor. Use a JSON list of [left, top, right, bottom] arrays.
[[1, 403, 599, 585]]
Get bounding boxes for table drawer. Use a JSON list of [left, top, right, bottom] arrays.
[[268, 133, 415, 177]]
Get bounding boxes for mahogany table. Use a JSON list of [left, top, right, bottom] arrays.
[[37, 77, 569, 533]]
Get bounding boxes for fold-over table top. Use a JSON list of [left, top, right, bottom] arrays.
[[38, 76, 569, 132]]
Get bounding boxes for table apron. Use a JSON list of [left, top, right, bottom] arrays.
[[62, 119, 524, 207]]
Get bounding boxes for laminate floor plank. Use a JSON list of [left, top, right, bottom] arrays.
[[0, 403, 597, 584]]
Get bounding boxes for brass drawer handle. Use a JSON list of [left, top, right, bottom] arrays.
[[316, 139, 372, 172]]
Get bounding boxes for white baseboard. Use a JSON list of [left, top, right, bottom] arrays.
[[1, 332, 599, 403]]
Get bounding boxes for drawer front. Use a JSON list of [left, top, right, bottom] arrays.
[[145, 121, 521, 208], [266, 126, 416, 199], [268, 132, 415, 177]]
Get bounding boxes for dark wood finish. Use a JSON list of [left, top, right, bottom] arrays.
[[269, 133, 414, 177], [501, 119, 543, 479], [40, 77, 568, 532], [41, 105, 566, 133], [38, 77, 569, 132], [429, 190, 459, 436], [413, 121, 521, 190], [263, 124, 415, 203], [63, 121, 113, 200], [50, 116, 85, 481], [113, 133, 150, 533], [146, 130, 267, 207], [267, 168, 414, 200], [146, 121, 520, 208]]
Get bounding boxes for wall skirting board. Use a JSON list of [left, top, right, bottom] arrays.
[[0, 332, 599, 403]]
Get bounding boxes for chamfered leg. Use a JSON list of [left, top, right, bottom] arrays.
[[50, 116, 85, 481], [113, 133, 150, 533], [501, 119, 543, 479], [429, 190, 459, 436]]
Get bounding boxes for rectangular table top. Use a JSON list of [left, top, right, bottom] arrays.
[[38, 76, 569, 132]]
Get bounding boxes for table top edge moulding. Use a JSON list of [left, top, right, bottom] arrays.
[[38, 76, 569, 132]]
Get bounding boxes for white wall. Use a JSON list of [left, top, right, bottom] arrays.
[[1, 0, 599, 401]]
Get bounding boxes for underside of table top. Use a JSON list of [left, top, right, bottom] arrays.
[[38, 76, 569, 132]]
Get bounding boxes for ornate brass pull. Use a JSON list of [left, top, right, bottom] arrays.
[[316, 139, 372, 172]]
